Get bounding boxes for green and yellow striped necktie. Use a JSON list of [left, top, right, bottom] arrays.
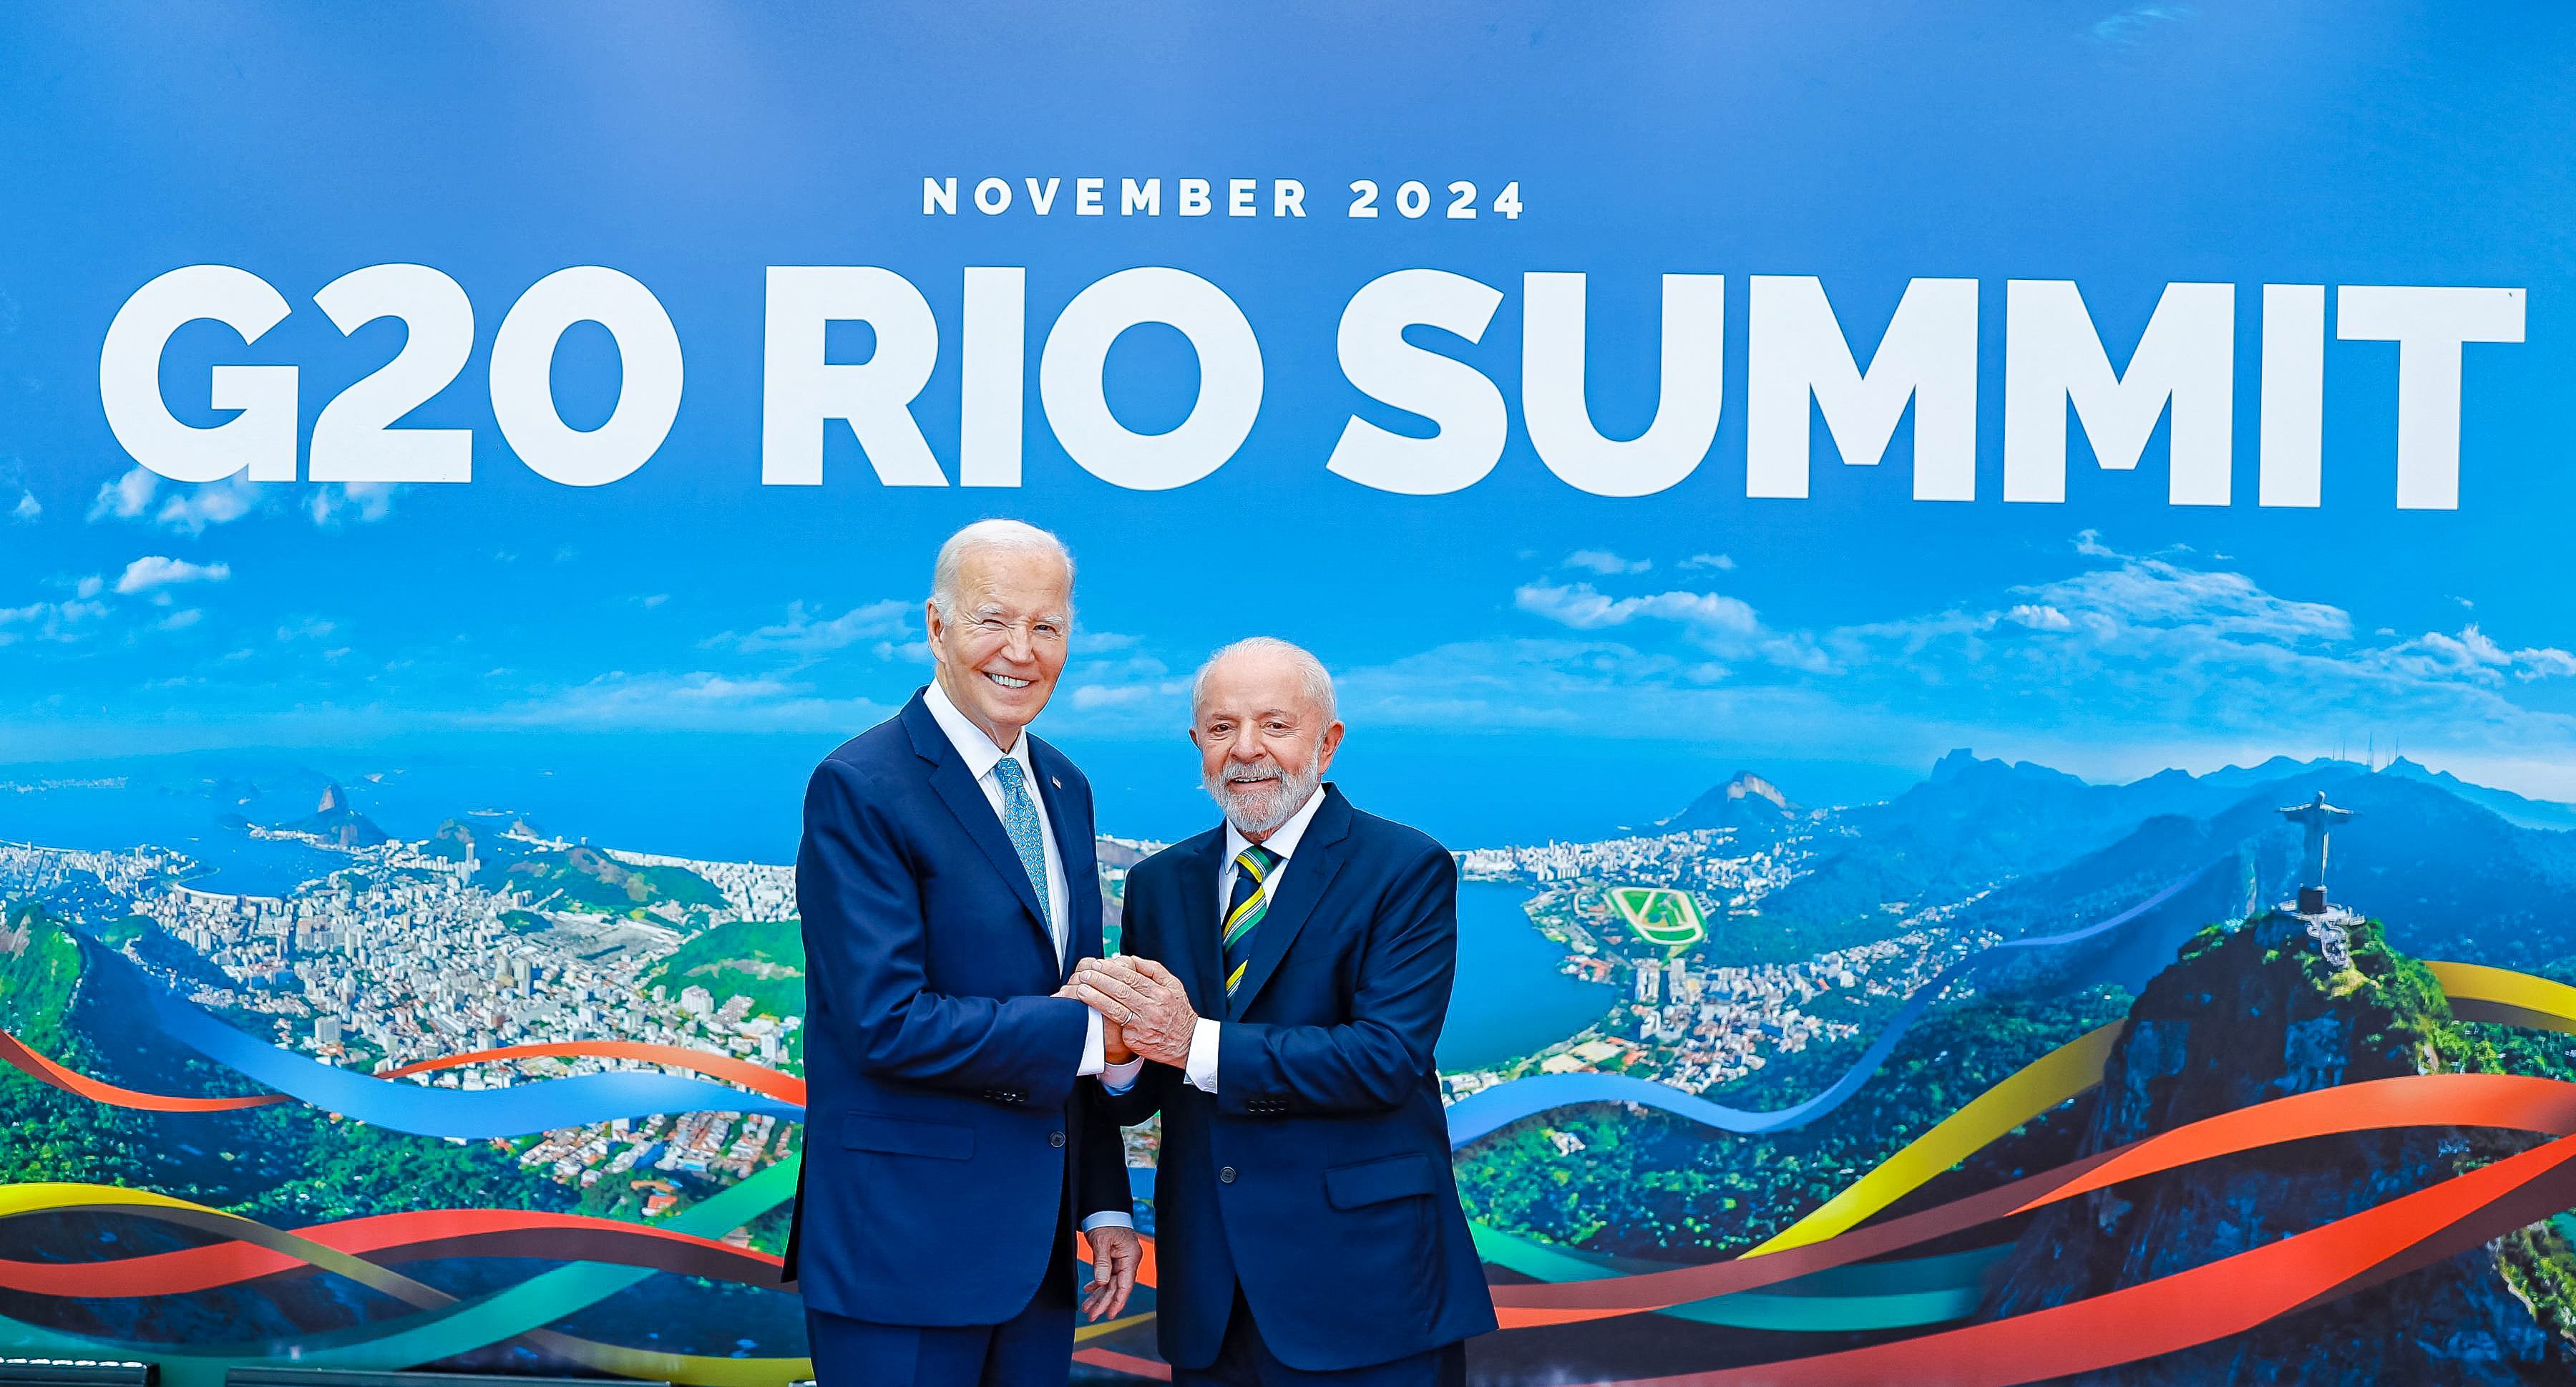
[[1221, 842, 1281, 998]]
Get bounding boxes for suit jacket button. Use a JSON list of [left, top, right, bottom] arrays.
[[1219, 1166, 1237, 1184], [1050, 1131, 1067, 1148]]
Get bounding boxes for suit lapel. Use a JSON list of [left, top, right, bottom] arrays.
[[1228, 787, 1353, 1019], [902, 694, 1053, 962], [1166, 830, 1227, 1012]]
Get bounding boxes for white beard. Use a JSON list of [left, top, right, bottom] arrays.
[[1205, 751, 1322, 838]]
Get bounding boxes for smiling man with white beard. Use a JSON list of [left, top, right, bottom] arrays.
[[1068, 638, 1495, 1386]]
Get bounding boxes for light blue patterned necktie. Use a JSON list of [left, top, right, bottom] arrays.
[[990, 755, 1053, 934]]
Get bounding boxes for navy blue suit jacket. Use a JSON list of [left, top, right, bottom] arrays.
[[784, 690, 1130, 1327], [1104, 786, 1495, 1372]]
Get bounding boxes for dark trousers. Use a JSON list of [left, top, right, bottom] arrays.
[[806, 1280, 1072, 1387], [1173, 1288, 1465, 1387], [806, 1212, 1076, 1387]]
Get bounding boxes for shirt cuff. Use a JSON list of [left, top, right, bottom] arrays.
[[1100, 1055, 1146, 1094], [1080, 1210, 1136, 1233], [1077, 1009, 1106, 1077], [1184, 1016, 1221, 1094]]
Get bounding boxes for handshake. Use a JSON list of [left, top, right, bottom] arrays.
[[1057, 955, 1198, 1068]]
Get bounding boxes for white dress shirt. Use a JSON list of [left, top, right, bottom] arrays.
[[922, 681, 1131, 1233], [1101, 783, 1327, 1096]]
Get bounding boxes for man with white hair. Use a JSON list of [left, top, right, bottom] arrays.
[[1069, 638, 1494, 1386], [785, 518, 1143, 1387]]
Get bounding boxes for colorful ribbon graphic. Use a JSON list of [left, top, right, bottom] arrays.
[[0, 1027, 279, 1111], [139, 977, 803, 1137], [0, 1205, 783, 1298], [1472, 1222, 2006, 1331], [9, 929, 2576, 1386], [0, 1161, 806, 1387], [1589, 1123, 2576, 1386], [1488, 1071, 2576, 1325]]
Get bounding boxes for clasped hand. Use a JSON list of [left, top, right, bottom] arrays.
[[1056, 955, 1197, 1066]]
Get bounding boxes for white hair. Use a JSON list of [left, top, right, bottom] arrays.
[[929, 519, 1075, 620], [1191, 636, 1337, 724]]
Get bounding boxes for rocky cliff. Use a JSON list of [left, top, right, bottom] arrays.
[[1663, 770, 1807, 835], [1982, 911, 2576, 1384], [282, 780, 391, 848]]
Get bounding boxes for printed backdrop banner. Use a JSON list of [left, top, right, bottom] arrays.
[[6, 5, 2576, 1384]]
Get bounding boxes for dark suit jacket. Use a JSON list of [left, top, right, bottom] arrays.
[[1104, 784, 1495, 1372], [784, 689, 1129, 1327]]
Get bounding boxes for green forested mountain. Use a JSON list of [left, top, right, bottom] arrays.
[[477, 845, 726, 918], [645, 917, 806, 1020]]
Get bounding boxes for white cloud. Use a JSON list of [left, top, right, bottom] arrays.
[[1516, 577, 1833, 676], [9, 491, 37, 522], [648, 673, 794, 704], [716, 599, 912, 655], [1564, 550, 1652, 575], [2074, 528, 2117, 558], [156, 608, 203, 631], [467, 669, 896, 733], [114, 555, 231, 595], [89, 467, 157, 522], [0, 595, 110, 646], [307, 482, 399, 527], [640, 593, 669, 609], [2041, 560, 2346, 641], [2005, 603, 2074, 631], [276, 617, 337, 641], [1056, 651, 1182, 724], [74, 575, 104, 600], [151, 476, 262, 535], [2371, 625, 2576, 686], [1681, 553, 1737, 572], [1071, 681, 1181, 711], [2091, 3, 2193, 44], [1516, 580, 1758, 635]]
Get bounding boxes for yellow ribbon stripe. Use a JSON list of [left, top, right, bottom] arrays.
[[2429, 960, 2576, 1034], [0, 1182, 240, 1221], [1743, 1022, 2127, 1257]]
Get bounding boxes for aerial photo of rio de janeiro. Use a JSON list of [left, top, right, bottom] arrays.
[[9, 521, 2576, 1386]]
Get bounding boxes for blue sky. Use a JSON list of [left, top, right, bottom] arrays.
[[2, 1, 2573, 852]]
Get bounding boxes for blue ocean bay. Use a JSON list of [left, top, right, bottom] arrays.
[[1438, 880, 1615, 1074]]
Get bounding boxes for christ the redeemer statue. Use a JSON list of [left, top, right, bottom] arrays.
[[2279, 790, 2353, 913]]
